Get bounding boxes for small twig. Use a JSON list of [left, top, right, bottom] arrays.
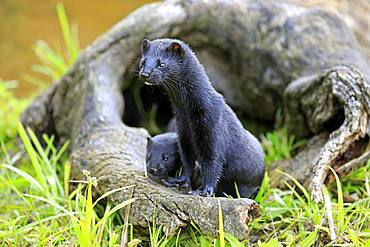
[[121, 186, 135, 247], [322, 187, 336, 241], [314, 231, 321, 247], [336, 150, 370, 176]]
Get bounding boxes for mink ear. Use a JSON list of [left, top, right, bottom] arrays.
[[167, 42, 184, 58], [141, 39, 150, 54], [146, 136, 153, 145]]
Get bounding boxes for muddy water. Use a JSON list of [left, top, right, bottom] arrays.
[[0, 0, 156, 97]]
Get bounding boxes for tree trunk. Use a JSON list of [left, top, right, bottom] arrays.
[[21, 0, 370, 239]]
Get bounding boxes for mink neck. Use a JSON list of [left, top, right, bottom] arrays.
[[163, 59, 214, 112]]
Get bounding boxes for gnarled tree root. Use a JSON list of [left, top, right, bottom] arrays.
[[284, 66, 370, 202], [308, 67, 370, 202]]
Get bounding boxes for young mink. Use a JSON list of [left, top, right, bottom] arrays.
[[139, 38, 265, 198], [146, 132, 181, 179], [146, 131, 202, 188]]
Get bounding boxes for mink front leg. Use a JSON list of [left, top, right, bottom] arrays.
[[161, 135, 193, 188], [192, 159, 223, 197]]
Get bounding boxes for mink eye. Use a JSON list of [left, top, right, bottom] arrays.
[[156, 59, 165, 68], [162, 153, 168, 161], [140, 59, 146, 68]]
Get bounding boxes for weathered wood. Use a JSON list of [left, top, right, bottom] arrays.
[[288, 0, 370, 60], [284, 66, 370, 201], [21, 0, 370, 238]]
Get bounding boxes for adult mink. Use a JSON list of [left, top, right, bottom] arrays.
[[139, 38, 265, 198]]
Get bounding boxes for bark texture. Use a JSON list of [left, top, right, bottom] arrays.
[[21, 0, 370, 239], [288, 0, 370, 59]]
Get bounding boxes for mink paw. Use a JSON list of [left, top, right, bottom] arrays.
[[161, 175, 191, 188], [190, 186, 214, 197]]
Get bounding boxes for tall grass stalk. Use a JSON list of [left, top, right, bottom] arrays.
[[28, 2, 80, 85]]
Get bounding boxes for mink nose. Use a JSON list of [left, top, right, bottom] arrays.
[[149, 167, 157, 174], [140, 72, 150, 79]]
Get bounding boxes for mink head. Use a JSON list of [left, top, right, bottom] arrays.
[[145, 135, 179, 178], [138, 38, 186, 86]]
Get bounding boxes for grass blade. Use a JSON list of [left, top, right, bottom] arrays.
[[328, 166, 344, 231], [92, 185, 135, 208], [2, 164, 43, 191], [56, 2, 79, 63], [17, 123, 47, 191], [93, 198, 136, 233], [23, 194, 69, 214], [218, 200, 225, 247], [322, 186, 336, 240], [64, 161, 71, 198]]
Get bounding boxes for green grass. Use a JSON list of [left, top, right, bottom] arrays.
[[1, 3, 370, 246], [261, 128, 305, 165], [1, 124, 136, 246], [0, 80, 29, 152], [1, 86, 369, 245]]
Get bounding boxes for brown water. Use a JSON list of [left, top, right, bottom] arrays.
[[0, 0, 156, 97]]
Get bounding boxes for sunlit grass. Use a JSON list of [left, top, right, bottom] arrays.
[[0, 80, 29, 155], [249, 167, 370, 246], [261, 128, 305, 165], [1, 124, 135, 246]]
